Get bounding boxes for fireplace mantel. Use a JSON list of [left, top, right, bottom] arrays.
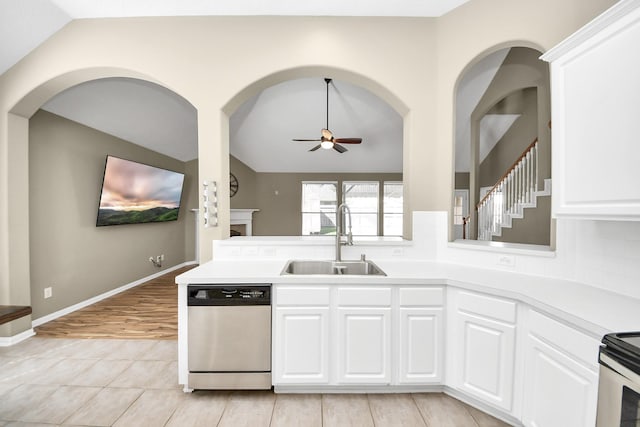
[[230, 209, 259, 236]]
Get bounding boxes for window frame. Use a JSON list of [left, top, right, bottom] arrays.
[[301, 181, 338, 236], [342, 181, 380, 236]]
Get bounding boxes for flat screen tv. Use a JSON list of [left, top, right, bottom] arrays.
[[96, 155, 185, 226]]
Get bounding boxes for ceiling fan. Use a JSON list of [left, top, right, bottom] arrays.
[[292, 78, 363, 153]]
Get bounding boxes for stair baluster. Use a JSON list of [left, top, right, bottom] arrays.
[[476, 138, 544, 241]]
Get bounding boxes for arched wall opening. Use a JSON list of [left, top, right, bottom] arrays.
[[452, 44, 552, 246], [4, 68, 199, 328], [214, 66, 411, 247], [224, 71, 406, 238]]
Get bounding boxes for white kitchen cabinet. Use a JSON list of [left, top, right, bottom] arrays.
[[541, 0, 640, 220], [336, 307, 391, 384], [273, 286, 330, 384], [273, 284, 444, 388], [336, 286, 392, 384], [398, 287, 444, 384], [448, 289, 517, 413], [274, 307, 330, 384], [521, 310, 600, 427]]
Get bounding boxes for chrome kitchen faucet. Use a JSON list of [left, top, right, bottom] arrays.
[[335, 203, 354, 262]]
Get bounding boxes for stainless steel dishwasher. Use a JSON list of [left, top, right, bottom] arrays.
[[187, 284, 271, 390]]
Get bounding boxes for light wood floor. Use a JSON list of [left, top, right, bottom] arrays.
[[34, 265, 195, 339]]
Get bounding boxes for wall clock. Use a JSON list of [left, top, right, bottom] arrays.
[[230, 173, 239, 197]]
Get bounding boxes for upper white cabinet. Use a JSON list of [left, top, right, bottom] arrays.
[[541, 0, 640, 220]]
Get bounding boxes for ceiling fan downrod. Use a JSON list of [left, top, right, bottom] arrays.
[[325, 78, 331, 131]]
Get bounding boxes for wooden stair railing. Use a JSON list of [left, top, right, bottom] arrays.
[[476, 138, 539, 240]]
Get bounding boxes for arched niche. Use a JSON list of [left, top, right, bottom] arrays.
[[452, 44, 552, 246]]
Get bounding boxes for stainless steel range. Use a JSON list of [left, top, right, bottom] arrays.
[[596, 332, 640, 427], [187, 284, 271, 390]]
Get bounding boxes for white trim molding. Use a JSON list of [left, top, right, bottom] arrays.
[[31, 261, 196, 328], [0, 328, 35, 347]]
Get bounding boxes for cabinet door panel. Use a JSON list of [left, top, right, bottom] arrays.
[[456, 312, 516, 411], [337, 308, 391, 384], [399, 308, 442, 383], [522, 334, 598, 427], [274, 308, 329, 384], [542, 1, 640, 219]]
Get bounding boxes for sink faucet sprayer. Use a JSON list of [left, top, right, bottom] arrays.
[[335, 203, 354, 262]]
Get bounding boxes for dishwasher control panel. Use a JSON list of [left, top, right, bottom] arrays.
[[187, 284, 271, 306]]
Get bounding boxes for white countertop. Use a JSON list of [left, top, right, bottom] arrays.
[[176, 258, 640, 338]]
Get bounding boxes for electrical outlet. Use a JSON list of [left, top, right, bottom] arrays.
[[392, 247, 404, 257], [44, 287, 52, 299], [245, 247, 259, 256], [156, 255, 162, 263], [149, 256, 154, 263], [262, 247, 277, 257], [497, 255, 516, 267], [160, 254, 165, 261]]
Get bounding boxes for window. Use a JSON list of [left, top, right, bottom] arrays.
[[383, 182, 403, 236], [301, 182, 337, 235], [301, 180, 403, 237], [343, 182, 379, 236]]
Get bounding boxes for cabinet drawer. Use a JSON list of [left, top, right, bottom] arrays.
[[456, 290, 516, 324], [337, 287, 391, 307], [527, 310, 600, 370], [399, 287, 444, 307], [276, 286, 330, 306]]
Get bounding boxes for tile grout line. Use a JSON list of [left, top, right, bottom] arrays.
[[411, 393, 431, 427], [268, 390, 277, 427], [215, 391, 231, 427], [366, 393, 377, 427], [111, 388, 145, 427]]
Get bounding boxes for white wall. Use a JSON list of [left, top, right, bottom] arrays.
[[436, 213, 640, 300]]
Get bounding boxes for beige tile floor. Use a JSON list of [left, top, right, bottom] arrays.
[[0, 337, 511, 426]]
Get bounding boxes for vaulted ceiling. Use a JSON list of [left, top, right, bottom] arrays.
[[2, 0, 515, 175]]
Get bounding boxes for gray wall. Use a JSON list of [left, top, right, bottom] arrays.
[[230, 155, 258, 209], [229, 156, 401, 236], [455, 173, 470, 190], [29, 110, 197, 319], [472, 47, 551, 188], [493, 195, 551, 246], [479, 87, 539, 188]]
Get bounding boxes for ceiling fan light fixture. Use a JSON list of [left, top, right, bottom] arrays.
[[320, 140, 334, 150]]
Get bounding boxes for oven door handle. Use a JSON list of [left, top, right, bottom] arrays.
[[600, 352, 640, 389]]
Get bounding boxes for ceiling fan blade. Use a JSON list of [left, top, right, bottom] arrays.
[[309, 144, 322, 152], [293, 138, 321, 142], [333, 144, 348, 153], [334, 138, 362, 144]]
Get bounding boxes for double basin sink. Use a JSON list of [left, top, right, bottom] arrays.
[[281, 259, 386, 276]]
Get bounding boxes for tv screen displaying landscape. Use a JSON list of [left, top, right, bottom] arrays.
[[96, 156, 185, 226]]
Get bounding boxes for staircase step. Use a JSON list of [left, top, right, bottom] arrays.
[[483, 178, 552, 239]]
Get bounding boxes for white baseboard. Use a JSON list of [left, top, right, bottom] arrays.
[[32, 261, 197, 328], [0, 328, 35, 347]]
